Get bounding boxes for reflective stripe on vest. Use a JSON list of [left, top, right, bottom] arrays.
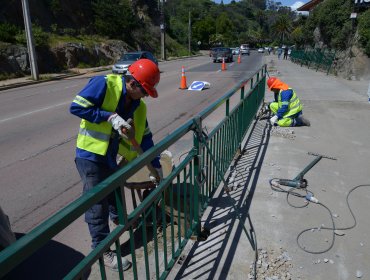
[[278, 88, 302, 118], [118, 99, 147, 162], [76, 74, 122, 156]]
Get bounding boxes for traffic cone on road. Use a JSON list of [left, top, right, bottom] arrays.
[[237, 53, 241, 64], [179, 66, 188, 89], [221, 57, 227, 71]]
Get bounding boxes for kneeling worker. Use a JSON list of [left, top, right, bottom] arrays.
[[267, 77, 310, 127]]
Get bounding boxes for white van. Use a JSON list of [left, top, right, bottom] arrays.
[[240, 44, 250, 55]]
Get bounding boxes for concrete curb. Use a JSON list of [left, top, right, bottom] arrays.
[[0, 66, 112, 92]]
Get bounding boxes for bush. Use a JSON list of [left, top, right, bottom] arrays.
[[0, 23, 20, 43], [358, 10, 370, 56], [15, 24, 49, 47]]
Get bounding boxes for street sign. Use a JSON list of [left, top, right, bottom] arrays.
[[188, 81, 210, 91]]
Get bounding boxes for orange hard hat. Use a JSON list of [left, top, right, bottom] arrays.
[[128, 59, 160, 98], [267, 76, 289, 91], [267, 77, 278, 90]]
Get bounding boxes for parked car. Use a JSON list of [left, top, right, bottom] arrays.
[[257, 48, 264, 53], [212, 47, 233, 63], [231, 47, 240, 55], [112, 51, 158, 74], [240, 44, 250, 55], [209, 47, 219, 57]]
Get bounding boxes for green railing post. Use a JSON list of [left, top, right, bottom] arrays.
[[192, 116, 202, 237], [226, 99, 230, 117]]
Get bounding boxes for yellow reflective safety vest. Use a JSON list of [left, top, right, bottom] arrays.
[[118, 99, 148, 162], [278, 88, 302, 118], [76, 74, 122, 156]]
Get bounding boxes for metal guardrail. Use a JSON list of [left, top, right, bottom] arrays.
[[290, 49, 336, 75], [0, 64, 267, 280]]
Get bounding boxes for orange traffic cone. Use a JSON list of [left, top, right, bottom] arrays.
[[179, 66, 188, 89], [221, 57, 227, 71], [237, 53, 241, 64]]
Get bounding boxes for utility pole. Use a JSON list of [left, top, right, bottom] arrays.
[[160, 0, 166, 61], [188, 10, 191, 56], [21, 0, 39, 80]]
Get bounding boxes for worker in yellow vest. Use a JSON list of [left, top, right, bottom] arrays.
[[70, 59, 162, 272], [267, 77, 310, 127]]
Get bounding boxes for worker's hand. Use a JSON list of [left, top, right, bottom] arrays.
[[149, 167, 163, 184], [270, 115, 278, 126], [108, 113, 131, 137]]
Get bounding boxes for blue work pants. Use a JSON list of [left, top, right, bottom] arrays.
[[75, 158, 119, 249]]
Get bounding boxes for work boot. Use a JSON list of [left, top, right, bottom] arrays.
[[103, 250, 131, 271], [296, 115, 310, 127]]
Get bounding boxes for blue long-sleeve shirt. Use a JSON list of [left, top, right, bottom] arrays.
[[70, 75, 160, 169], [276, 89, 293, 120]]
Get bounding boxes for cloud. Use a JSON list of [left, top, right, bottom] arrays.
[[290, 1, 305, 11]]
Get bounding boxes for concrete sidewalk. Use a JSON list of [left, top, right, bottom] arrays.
[[168, 55, 370, 280]]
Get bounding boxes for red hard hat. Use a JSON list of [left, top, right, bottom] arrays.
[[267, 77, 278, 90], [128, 59, 160, 98]]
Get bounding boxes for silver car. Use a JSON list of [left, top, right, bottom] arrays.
[[112, 51, 158, 74]]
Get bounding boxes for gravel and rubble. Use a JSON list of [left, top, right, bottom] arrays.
[[248, 248, 294, 280], [270, 127, 296, 140]]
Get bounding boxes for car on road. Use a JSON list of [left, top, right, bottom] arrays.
[[257, 48, 264, 53], [231, 47, 240, 55], [240, 44, 250, 55], [212, 47, 233, 63], [112, 51, 158, 74]]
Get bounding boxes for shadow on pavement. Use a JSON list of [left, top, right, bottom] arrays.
[[174, 117, 271, 279], [3, 233, 89, 280]]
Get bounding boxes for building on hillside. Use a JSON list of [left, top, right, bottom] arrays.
[[297, 0, 324, 12]]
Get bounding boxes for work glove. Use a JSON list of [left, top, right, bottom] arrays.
[[108, 114, 134, 139], [149, 167, 163, 184], [270, 115, 278, 126]]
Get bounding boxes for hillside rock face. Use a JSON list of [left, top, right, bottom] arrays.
[[0, 40, 129, 76], [313, 28, 370, 80]]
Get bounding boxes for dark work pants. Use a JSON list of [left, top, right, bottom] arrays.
[[75, 158, 118, 249]]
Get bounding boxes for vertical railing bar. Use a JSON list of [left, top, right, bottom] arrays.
[[176, 174, 181, 249], [98, 257, 107, 280], [142, 211, 150, 280], [189, 161, 194, 226], [170, 179, 175, 257], [161, 193, 168, 271], [152, 203, 160, 280], [129, 226, 138, 279], [183, 167, 188, 235], [115, 239, 124, 280]]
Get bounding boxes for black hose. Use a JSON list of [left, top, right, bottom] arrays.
[[269, 180, 370, 254]]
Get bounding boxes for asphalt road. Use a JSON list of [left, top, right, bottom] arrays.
[[0, 53, 263, 233]]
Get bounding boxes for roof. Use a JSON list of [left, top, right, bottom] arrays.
[[297, 0, 324, 11]]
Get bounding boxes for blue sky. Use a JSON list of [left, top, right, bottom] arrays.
[[213, 0, 309, 11]]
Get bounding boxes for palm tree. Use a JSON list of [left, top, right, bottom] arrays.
[[272, 14, 292, 44]]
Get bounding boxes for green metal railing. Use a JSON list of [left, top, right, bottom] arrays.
[[290, 48, 336, 75], [0, 64, 267, 280]]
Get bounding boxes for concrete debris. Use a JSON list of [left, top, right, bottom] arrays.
[[333, 213, 339, 218], [360, 242, 364, 247], [249, 248, 293, 280], [324, 258, 329, 263], [334, 230, 345, 236], [356, 270, 363, 278], [329, 259, 334, 264], [270, 127, 296, 140]]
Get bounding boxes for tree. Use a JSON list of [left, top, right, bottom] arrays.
[[92, 0, 138, 40], [272, 14, 292, 44]]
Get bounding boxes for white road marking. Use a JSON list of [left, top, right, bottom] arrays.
[[0, 101, 70, 124]]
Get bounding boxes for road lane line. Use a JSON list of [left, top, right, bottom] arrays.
[[0, 101, 70, 124]]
